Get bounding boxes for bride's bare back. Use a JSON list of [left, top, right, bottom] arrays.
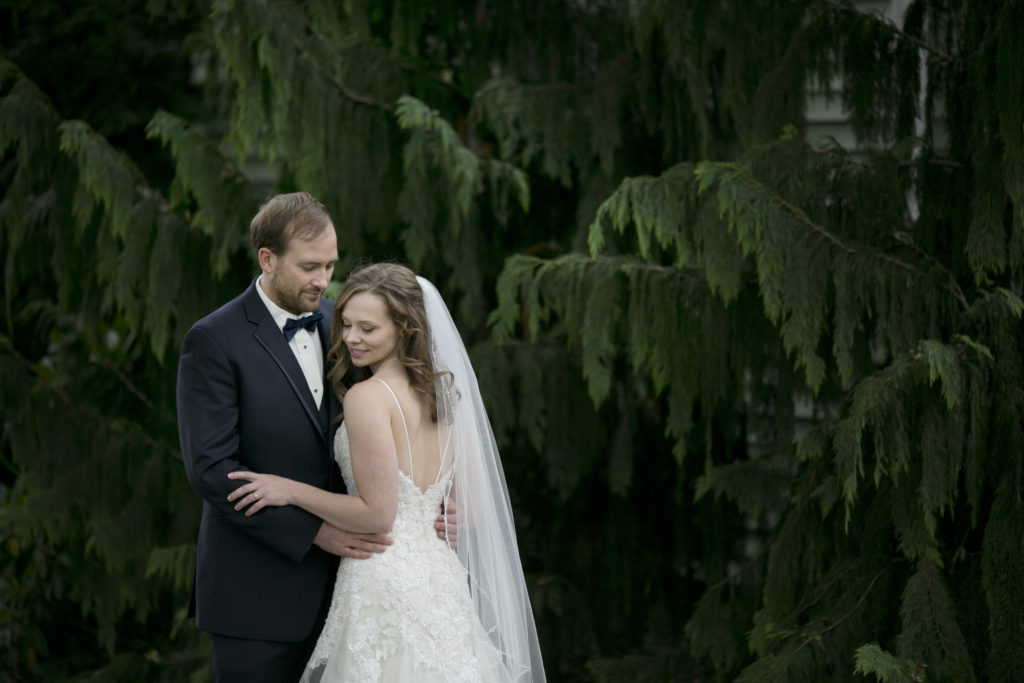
[[371, 374, 444, 493]]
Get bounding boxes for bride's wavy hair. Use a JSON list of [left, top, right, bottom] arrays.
[[327, 263, 451, 421]]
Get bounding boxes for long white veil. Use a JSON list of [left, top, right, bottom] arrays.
[[418, 276, 546, 683]]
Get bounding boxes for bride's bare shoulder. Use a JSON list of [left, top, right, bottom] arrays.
[[343, 378, 394, 412]]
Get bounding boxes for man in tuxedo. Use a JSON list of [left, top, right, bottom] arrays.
[[176, 192, 391, 682]]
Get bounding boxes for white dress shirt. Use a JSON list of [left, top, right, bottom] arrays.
[[256, 276, 325, 408]]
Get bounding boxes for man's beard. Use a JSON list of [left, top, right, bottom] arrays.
[[272, 281, 320, 315]]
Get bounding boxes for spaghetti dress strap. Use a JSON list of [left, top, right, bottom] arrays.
[[370, 377, 414, 478]]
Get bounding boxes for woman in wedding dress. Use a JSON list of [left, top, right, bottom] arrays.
[[226, 263, 545, 683]]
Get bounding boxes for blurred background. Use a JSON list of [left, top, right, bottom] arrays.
[[2, 1, 1023, 681]]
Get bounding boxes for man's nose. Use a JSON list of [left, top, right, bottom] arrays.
[[312, 269, 329, 289]]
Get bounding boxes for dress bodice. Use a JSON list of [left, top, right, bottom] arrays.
[[334, 422, 453, 540], [303, 423, 509, 683]]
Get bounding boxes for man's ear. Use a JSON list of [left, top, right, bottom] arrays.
[[257, 247, 276, 274]]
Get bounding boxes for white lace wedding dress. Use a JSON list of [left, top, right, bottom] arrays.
[[299, 379, 514, 683]]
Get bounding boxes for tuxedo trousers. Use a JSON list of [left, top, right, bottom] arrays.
[[209, 582, 332, 683]]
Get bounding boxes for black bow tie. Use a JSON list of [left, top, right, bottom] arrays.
[[282, 312, 323, 341]]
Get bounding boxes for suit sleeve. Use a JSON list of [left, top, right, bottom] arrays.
[[177, 324, 322, 563]]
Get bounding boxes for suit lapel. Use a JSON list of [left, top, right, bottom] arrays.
[[243, 282, 328, 449], [316, 312, 339, 417]]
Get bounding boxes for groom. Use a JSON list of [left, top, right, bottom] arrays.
[[176, 192, 391, 682]]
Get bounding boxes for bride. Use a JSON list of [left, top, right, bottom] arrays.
[[227, 263, 545, 683]]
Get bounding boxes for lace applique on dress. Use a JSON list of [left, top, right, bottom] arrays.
[[300, 393, 513, 683]]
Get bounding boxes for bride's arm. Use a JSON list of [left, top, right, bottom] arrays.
[[227, 382, 399, 534]]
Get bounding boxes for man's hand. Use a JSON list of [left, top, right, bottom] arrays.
[[435, 497, 458, 549], [314, 522, 392, 559]]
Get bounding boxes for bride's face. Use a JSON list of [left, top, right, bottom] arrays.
[[340, 292, 399, 371]]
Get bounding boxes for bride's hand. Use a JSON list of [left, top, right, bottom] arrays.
[[227, 471, 292, 516]]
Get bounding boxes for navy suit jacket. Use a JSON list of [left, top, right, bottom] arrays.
[[177, 279, 342, 642]]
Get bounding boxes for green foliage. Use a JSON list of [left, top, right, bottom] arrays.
[[0, 5, 244, 678], [694, 454, 795, 521], [854, 643, 926, 683], [896, 561, 974, 681], [489, 1, 1024, 680], [145, 110, 261, 277], [981, 480, 1024, 681], [493, 252, 723, 463], [5, 0, 1024, 681], [395, 94, 530, 324]]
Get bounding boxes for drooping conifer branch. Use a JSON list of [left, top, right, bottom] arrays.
[[853, 643, 924, 682], [60, 119, 172, 220], [1, 334, 178, 458], [701, 161, 970, 311], [778, 560, 861, 636], [824, 0, 953, 64], [286, 34, 395, 112], [793, 566, 888, 655]]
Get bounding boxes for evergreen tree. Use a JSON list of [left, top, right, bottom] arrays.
[[2, 1, 1021, 681]]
